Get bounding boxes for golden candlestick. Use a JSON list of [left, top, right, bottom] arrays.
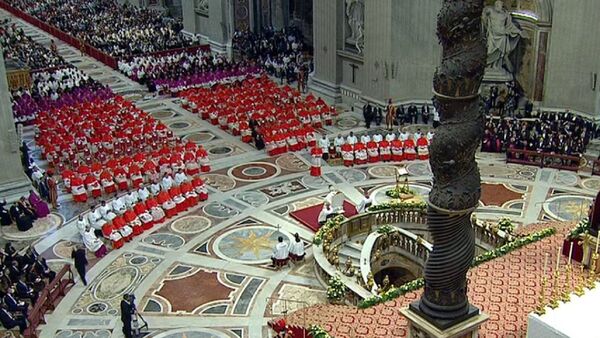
[[587, 252, 598, 289], [560, 264, 572, 303], [548, 269, 560, 309], [534, 275, 548, 315], [574, 265, 586, 297]]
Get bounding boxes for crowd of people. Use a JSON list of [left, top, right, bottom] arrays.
[[179, 76, 335, 153], [118, 48, 262, 93], [309, 130, 433, 176], [270, 233, 305, 269], [6, 0, 193, 58], [0, 190, 51, 232], [482, 111, 599, 156], [11, 66, 112, 124], [76, 171, 208, 256], [35, 95, 212, 203], [363, 102, 440, 129], [233, 27, 308, 85], [0, 20, 65, 69], [0, 244, 56, 333]]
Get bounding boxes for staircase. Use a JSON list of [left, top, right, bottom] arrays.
[[337, 236, 365, 271]]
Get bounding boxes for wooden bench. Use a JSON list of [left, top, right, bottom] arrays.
[[506, 149, 580, 172], [23, 265, 74, 338]]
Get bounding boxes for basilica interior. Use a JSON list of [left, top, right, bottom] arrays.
[[0, 0, 599, 337]]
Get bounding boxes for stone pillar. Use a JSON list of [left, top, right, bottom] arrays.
[[182, 0, 234, 55], [308, 0, 344, 102], [0, 53, 31, 201]]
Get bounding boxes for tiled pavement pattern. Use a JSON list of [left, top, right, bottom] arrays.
[[1, 7, 598, 338], [283, 221, 584, 338]]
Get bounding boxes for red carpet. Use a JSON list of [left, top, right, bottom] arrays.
[[290, 201, 357, 232]]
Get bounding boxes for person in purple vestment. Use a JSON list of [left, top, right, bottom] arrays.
[[27, 190, 50, 218]]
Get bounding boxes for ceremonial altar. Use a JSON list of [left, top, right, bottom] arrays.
[[527, 282, 600, 338]]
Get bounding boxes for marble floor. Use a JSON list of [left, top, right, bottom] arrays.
[[2, 8, 599, 338]]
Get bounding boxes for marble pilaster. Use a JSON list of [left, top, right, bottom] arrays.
[[0, 52, 31, 201]]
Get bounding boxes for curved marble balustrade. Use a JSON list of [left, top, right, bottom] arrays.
[[361, 227, 433, 291], [313, 207, 513, 304]]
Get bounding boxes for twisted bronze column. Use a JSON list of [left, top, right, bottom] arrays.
[[409, 0, 486, 329]]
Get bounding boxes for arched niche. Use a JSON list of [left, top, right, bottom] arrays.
[[484, 0, 553, 101]]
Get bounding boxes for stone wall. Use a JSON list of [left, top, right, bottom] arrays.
[[544, 0, 600, 116]]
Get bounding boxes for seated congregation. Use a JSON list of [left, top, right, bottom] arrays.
[[0, 244, 56, 334], [76, 172, 209, 255], [0, 190, 52, 232]]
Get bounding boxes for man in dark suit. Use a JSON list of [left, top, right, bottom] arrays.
[[120, 294, 133, 338], [16, 275, 37, 304], [71, 245, 88, 286], [4, 288, 28, 317], [0, 304, 27, 334]]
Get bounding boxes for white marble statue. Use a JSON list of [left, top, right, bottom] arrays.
[[483, 0, 526, 74], [345, 0, 364, 44]]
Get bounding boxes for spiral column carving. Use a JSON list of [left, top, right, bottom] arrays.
[[409, 0, 486, 329]]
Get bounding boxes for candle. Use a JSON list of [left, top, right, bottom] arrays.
[[568, 242, 574, 265], [596, 232, 600, 254], [556, 246, 561, 270], [543, 253, 549, 275]]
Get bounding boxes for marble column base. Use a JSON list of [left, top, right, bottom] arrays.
[[400, 306, 489, 338], [308, 76, 342, 103], [0, 176, 32, 203]]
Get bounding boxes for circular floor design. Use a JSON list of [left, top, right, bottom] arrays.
[[543, 195, 594, 221], [228, 162, 280, 182], [3, 213, 63, 240], [276, 153, 310, 172], [338, 168, 368, 183], [214, 225, 293, 264], [208, 145, 234, 156], [184, 132, 216, 143], [151, 111, 175, 119], [555, 171, 579, 186], [169, 121, 191, 129], [368, 165, 399, 179], [170, 215, 211, 234], [152, 328, 233, 338], [233, 191, 270, 207], [203, 202, 240, 219], [582, 177, 600, 191], [406, 162, 433, 176], [335, 117, 359, 129], [201, 174, 236, 191]]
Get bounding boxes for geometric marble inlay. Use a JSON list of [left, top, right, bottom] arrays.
[[156, 270, 234, 313], [480, 183, 524, 206], [215, 226, 292, 264]]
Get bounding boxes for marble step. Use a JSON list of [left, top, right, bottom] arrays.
[[339, 244, 361, 259], [337, 252, 360, 268], [345, 241, 364, 252]]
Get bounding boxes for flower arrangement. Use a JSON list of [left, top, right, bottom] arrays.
[[368, 200, 427, 212], [497, 217, 516, 234], [385, 185, 416, 199], [309, 325, 333, 338], [567, 218, 590, 240], [377, 224, 394, 235], [326, 275, 347, 302], [358, 226, 556, 308], [313, 215, 346, 246]]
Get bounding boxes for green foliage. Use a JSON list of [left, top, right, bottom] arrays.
[[377, 224, 394, 235], [367, 200, 427, 213], [326, 275, 347, 302], [313, 215, 346, 246], [309, 325, 333, 338], [497, 217, 516, 234], [567, 218, 590, 240], [358, 227, 556, 308], [385, 186, 416, 198]]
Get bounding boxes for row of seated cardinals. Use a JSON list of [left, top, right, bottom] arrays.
[[80, 176, 209, 249], [35, 96, 186, 173], [57, 148, 211, 203], [312, 137, 430, 167], [178, 76, 336, 143]]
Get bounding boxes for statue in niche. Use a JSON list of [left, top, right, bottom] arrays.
[[483, 0, 526, 74], [345, 0, 364, 52]]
